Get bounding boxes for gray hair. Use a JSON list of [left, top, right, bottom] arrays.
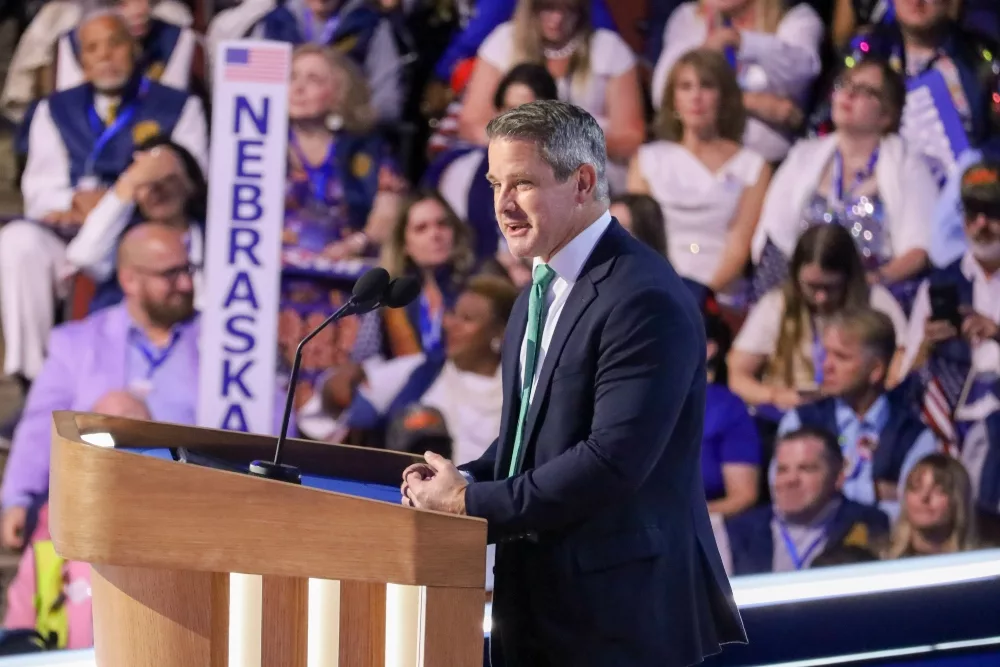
[[486, 100, 610, 203], [78, 6, 132, 36]]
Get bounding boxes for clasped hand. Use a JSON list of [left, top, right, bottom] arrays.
[[400, 451, 468, 515], [925, 307, 999, 347]]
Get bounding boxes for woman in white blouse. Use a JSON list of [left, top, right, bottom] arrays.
[[651, 0, 824, 163], [751, 59, 934, 312], [458, 0, 644, 192], [629, 48, 771, 303]]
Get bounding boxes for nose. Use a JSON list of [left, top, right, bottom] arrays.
[[175, 271, 195, 293], [968, 213, 988, 234]]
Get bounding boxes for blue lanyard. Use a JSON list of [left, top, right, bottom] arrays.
[[811, 320, 825, 385], [303, 6, 340, 44], [86, 78, 150, 177], [721, 16, 737, 70], [830, 147, 879, 207], [418, 293, 443, 352], [289, 131, 337, 205], [778, 520, 830, 570], [130, 328, 182, 380]]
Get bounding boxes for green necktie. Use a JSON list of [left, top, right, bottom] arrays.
[[507, 263, 556, 478]]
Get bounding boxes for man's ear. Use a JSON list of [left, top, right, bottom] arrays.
[[575, 164, 598, 201]]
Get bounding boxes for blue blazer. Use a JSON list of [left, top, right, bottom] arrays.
[[461, 221, 745, 666]]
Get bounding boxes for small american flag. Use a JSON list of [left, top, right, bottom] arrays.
[[922, 375, 958, 454], [223, 46, 289, 84]]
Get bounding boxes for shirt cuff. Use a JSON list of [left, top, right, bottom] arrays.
[[460, 470, 475, 483]]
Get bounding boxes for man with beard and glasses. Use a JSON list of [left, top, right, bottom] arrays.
[[901, 161, 1000, 449], [0, 223, 198, 550]]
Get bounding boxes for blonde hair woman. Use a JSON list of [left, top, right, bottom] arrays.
[[886, 454, 978, 559], [651, 0, 824, 163], [629, 48, 771, 302], [458, 0, 644, 192]]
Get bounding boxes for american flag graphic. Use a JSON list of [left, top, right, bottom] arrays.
[[223, 46, 289, 84], [922, 375, 958, 454]]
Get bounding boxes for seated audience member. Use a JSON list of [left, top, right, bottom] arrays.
[[299, 275, 515, 461], [0, 10, 207, 384], [282, 44, 403, 260], [0, 224, 197, 549], [429, 0, 616, 99], [0, 0, 192, 122], [929, 147, 997, 269], [55, 0, 199, 92], [752, 59, 934, 311], [631, 48, 770, 303], [701, 290, 762, 516], [900, 162, 1000, 441], [729, 224, 907, 410], [208, 0, 412, 122], [835, 0, 1000, 183], [610, 193, 667, 257], [65, 136, 207, 312], [724, 427, 890, 574], [651, 0, 824, 164], [458, 0, 644, 193], [426, 62, 558, 261], [277, 44, 407, 400], [3, 503, 92, 650], [885, 453, 979, 558], [778, 308, 938, 518]]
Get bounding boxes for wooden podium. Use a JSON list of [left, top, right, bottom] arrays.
[[48, 411, 488, 667]]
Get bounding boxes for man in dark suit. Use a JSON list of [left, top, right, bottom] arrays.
[[401, 100, 746, 666]]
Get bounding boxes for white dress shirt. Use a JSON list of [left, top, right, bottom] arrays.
[[519, 210, 613, 398], [20, 92, 208, 221]]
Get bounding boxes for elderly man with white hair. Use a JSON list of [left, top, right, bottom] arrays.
[[0, 8, 207, 388]]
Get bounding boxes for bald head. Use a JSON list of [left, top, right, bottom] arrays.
[[118, 222, 186, 270], [79, 10, 136, 93]]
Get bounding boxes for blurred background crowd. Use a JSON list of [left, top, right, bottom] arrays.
[[0, 0, 995, 654]]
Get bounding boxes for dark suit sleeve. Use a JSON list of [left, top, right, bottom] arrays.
[[464, 287, 701, 537], [458, 437, 498, 482]]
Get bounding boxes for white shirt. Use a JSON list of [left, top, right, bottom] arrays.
[[637, 141, 765, 291], [21, 93, 208, 221], [650, 2, 823, 162], [519, 210, 613, 399], [901, 252, 1000, 376]]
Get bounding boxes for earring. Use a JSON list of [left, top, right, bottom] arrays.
[[490, 338, 502, 354], [325, 113, 344, 132]]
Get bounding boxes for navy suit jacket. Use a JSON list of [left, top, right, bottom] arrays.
[[461, 221, 746, 666]]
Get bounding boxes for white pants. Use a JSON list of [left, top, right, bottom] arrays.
[[0, 221, 69, 379]]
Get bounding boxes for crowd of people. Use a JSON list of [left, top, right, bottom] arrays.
[[0, 0, 995, 655]]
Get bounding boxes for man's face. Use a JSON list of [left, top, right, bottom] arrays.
[[79, 16, 135, 93], [130, 234, 195, 327], [487, 138, 580, 260], [821, 326, 880, 397], [894, 0, 951, 33], [772, 437, 840, 522]]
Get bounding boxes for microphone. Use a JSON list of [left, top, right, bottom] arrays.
[[380, 276, 421, 309], [249, 267, 390, 483]]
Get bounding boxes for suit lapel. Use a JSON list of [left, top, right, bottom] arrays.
[[512, 223, 622, 474], [97, 305, 131, 390], [494, 289, 530, 479]]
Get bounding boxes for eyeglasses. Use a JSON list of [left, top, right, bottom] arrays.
[[799, 277, 846, 295], [134, 262, 198, 283], [833, 79, 883, 100], [963, 198, 1000, 223]]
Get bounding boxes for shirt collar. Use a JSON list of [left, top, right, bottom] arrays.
[[126, 312, 193, 349], [835, 394, 890, 432], [533, 210, 613, 282]]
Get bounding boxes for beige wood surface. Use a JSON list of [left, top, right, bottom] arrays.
[[261, 575, 309, 667], [91, 565, 229, 667], [421, 586, 486, 667]]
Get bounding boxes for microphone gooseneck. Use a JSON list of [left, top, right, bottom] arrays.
[[249, 267, 391, 483]]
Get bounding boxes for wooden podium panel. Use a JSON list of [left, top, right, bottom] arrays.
[[48, 411, 488, 667]]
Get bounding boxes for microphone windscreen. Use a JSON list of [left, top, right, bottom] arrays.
[[353, 267, 391, 303], [384, 277, 421, 308]]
